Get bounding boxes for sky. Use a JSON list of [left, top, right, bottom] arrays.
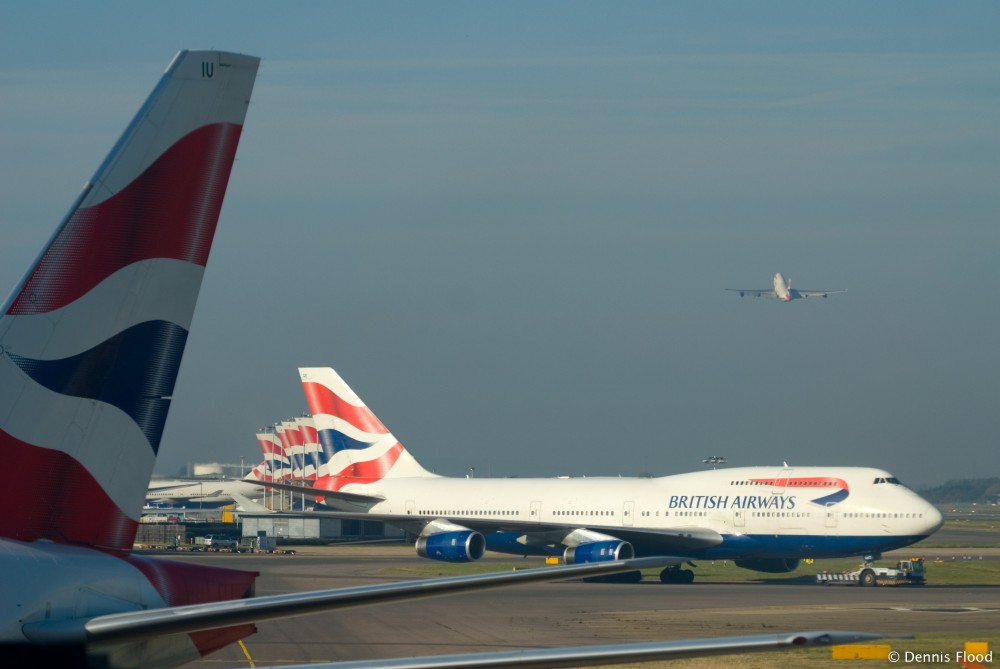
[[1, 2, 998, 488]]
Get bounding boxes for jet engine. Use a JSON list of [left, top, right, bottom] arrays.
[[734, 558, 801, 573], [415, 530, 486, 562], [563, 540, 634, 564]]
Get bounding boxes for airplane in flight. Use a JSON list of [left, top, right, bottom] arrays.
[[273, 366, 943, 584], [0, 50, 884, 669], [727, 272, 847, 301]]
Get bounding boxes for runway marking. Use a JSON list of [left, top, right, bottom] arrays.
[[238, 639, 255, 667], [884, 607, 999, 614]]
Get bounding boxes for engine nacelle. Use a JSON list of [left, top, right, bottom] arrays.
[[734, 558, 801, 573], [563, 540, 634, 564], [416, 530, 486, 562]]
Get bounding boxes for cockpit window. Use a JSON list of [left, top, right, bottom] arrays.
[[873, 477, 903, 485]]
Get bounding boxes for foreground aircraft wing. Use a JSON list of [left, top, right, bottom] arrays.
[[276, 631, 891, 669], [21, 559, 892, 669], [22, 557, 670, 646], [725, 288, 778, 298]]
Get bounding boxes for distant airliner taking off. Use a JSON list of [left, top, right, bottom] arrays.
[[268, 367, 943, 584], [727, 273, 846, 301]]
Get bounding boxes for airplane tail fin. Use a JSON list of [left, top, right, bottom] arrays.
[[299, 367, 436, 493], [0, 50, 259, 551], [256, 428, 289, 482], [276, 420, 306, 479], [243, 461, 270, 482], [297, 415, 320, 480]]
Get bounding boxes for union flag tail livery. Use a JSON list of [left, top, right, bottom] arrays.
[[297, 415, 320, 480], [299, 366, 435, 501], [256, 428, 288, 482], [0, 50, 258, 551]]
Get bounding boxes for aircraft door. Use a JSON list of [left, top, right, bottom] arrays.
[[530, 500, 541, 520], [771, 467, 792, 494], [406, 500, 415, 515], [824, 503, 839, 530], [733, 508, 746, 528], [622, 501, 635, 527]]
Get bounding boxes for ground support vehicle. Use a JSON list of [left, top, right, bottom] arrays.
[[816, 557, 925, 586], [196, 534, 238, 550]]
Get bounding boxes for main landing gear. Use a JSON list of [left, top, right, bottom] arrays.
[[659, 565, 695, 584]]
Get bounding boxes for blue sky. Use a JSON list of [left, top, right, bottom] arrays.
[[2, 2, 998, 486]]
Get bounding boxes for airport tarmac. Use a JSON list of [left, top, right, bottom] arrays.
[[174, 541, 1000, 668]]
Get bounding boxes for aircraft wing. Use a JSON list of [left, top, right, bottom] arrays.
[[146, 482, 205, 494], [791, 288, 848, 298], [447, 515, 723, 554], [22, 557, 671, 646], [230, 493, 274, 513], [272, 631, 890, 669], [248, 479, 385, 504], [188, 489, 225, 499], [269, 508, 723, 555], [725, 288, 778, 298]]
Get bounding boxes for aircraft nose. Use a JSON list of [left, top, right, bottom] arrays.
[[923, 503, 944, 535]]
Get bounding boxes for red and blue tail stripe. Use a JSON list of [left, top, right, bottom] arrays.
[[6, 123, 242, 317], [303, 380, 392, 459], [0, 50, 258, 551], [298, 367, 436, 495]]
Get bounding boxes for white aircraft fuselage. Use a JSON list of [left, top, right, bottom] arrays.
[[773, 272, 794, 301], [146, 478, 267, 506], [328, 465, 942, 562]]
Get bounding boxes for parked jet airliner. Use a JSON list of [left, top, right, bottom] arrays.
[[727, 272, 846, 301], [0, 50, 880, 669], [146, 475, 269, 506], [284, 367, 942, 583]]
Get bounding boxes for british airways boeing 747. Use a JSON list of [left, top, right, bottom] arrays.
[[271, 366, 942, 584]]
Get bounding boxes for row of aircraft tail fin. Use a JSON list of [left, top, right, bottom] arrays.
[[245, 367, 432, 493]]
